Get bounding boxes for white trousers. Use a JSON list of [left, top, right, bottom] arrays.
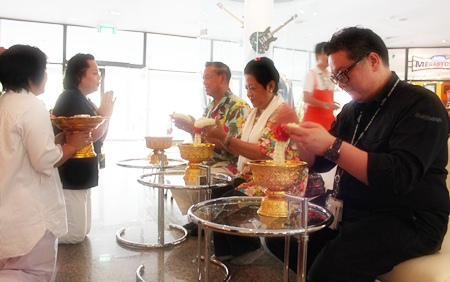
[[0, 231, 58, 282], [171, 166, 232, 215], [170, 189, 200, 215], [58, 189, 91, 244]]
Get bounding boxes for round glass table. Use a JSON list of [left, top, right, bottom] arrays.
[[115, 156, 186, 251], [116, 168, 232, 250], [188, 196, 333, 282]]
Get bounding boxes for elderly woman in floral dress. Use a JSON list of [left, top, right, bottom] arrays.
[[205, 57, 299, 265]]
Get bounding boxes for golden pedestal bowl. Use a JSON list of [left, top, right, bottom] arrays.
[[51, 115, 107, 158], [144, 136, 173, 165], [249, 160, 308, 217], [178, 143, 215, 185]]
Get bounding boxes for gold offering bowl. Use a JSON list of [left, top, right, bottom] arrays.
[[178, 143, 215, 185], [249, 160, 308, 217], [51, 115, 107, 158], [144, 136, 173, 165]]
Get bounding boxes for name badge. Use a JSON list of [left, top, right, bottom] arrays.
[[326, 195, 343, 230]]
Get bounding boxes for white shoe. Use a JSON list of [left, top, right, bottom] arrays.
[[230, 246, 265, 265]]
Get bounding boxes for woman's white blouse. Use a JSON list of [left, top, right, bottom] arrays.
[[0, 90, 66, 259]]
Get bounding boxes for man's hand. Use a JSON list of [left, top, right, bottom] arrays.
[[273, 103, 299, 126], [203, 117, 226, 142], [283, 122, 335, 156], [172, 114, 195, 134]]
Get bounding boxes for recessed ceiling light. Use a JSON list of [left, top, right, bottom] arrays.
[[109, 10, 121, 16], [385, 36, 396, 40], [398, 18, 407, 22], [442, 39, 447, 43]]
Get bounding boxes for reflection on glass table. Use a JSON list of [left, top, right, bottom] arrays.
[[188, 196, 333, 282]]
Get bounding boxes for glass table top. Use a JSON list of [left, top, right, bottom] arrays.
[[116, 158, 186, 169], [188, 196, 333, 237], [138, 170, 233, 190]]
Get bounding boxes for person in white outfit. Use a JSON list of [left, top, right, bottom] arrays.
[[0, 45, 91, 281]]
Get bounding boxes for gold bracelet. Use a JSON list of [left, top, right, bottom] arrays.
[[223, 135, 232, 147]]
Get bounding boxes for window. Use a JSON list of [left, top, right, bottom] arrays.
[[0, 19, 63, 63], [100, 67, 149, 140], [147, 70, 204, 142], [212, 40, 244, 72], [274, 47, 309, 81], [147, 34, 207, 72], [39, 64, 64, 110], [66, 26, 144, 65]]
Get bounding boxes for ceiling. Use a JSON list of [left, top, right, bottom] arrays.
[[1, 0, 449, 52]]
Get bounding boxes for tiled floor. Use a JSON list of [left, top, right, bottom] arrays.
[[54, 140, 296, 282]]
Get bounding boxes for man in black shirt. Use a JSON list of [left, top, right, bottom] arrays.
[[266, 26, 449, 281]]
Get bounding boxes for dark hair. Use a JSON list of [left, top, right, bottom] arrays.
[[315, 42, 326, 54], [204, 61, 231, 83], [0, 45, 47, 92], [324, 26, 389, 66], [244, 57, 280, 93], [63, 53, 95, 90]]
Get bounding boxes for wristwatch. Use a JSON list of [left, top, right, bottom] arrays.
[[324, 138, 342, 162]]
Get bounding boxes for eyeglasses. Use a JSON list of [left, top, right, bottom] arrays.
[[329, 55, 367, 84]]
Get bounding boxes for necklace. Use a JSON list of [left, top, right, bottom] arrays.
[[333, 78, 400, 197], [253, 109, 262, 126]]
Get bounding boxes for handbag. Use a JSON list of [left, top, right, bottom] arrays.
[[305, 171, 325, 197]]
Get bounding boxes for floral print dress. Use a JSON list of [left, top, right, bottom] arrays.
[[235, 102, 301, 196]]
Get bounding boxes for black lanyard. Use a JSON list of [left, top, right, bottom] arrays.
[[333, 79, 400, 197]]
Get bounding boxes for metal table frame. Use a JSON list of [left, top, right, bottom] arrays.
[[115, 151, 188, 248], [128, 166, 231, 247], [188, 196, 333, 282], [134, 165, 233, 281], [116, 151, 232, 281]]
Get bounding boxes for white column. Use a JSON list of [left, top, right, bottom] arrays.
[[243, 0, 274, 62]]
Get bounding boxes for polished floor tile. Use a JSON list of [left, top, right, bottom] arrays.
[[54, 140, 296, 282]]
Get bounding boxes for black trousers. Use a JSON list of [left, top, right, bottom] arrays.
[[265, 197, 447, 282], [212, 180, 262, 257]]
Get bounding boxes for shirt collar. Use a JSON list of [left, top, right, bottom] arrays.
[[210, 90, 232, 112], [371, 72, 399, 107], [351, 72, 399, 112]]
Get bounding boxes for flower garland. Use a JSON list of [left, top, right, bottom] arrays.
[[193, 117, 215, 146], [193, 126, 202, 145], [273, 125, 290, 166]]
